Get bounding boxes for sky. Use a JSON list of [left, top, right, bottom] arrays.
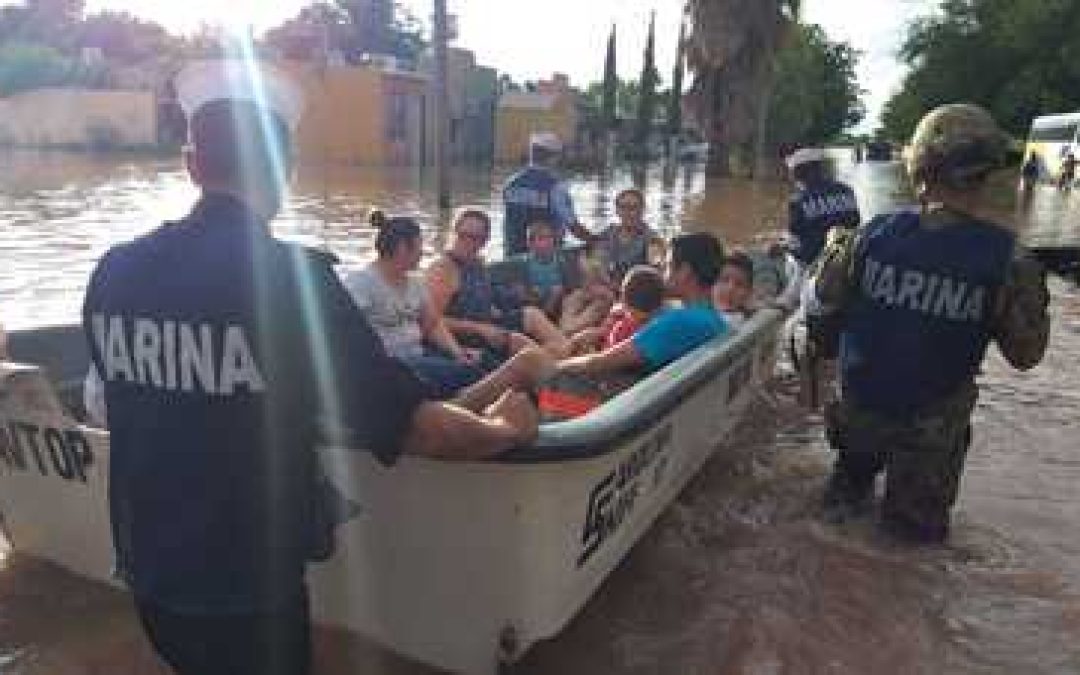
[[19, 0, 940, 130]]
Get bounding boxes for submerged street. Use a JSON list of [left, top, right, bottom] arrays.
[[1, 152, 1080, 673]]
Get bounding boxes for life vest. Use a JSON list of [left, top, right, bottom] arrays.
[[502, 166, 561, 257], [839, 210, 1014, 418], [788, 179, 861, 264]]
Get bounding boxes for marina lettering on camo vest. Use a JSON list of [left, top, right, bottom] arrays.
[[90, 314, 267, 395], [800, 192, 857, 219], [860, 257, 988, 321]]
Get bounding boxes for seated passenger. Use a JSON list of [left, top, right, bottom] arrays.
[[558, 233, 730, 377], [425, 208, 571, 364], [339, 210, 483, 398], [569, 265, 666, 354], [521, 219, 578, 318], [522, 218, 614, 335], [713, 251, 756, 328], [586, 188, 665, 282]]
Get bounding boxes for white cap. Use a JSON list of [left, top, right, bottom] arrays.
[[175, 59, 305, 130], [529, 132, 563, 152], [784, 147, 827, 170]]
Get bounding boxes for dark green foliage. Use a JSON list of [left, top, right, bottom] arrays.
[[584, 78, 643, 122], [77, 12, 173, 62], [881, 0, 1080, 141], [0, 0, 85, 54], [601, 24, 618, 132], [666, 21, 686, 138], [633, 12, 660, 152], [764, 24, 864, 148], [0, 42, 106, 95], [264, 0, 424, 65]]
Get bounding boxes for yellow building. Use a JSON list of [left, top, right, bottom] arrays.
[[0, 89, 156, 148], [495, 74, 579, 163], [281, 61, 428, 166]]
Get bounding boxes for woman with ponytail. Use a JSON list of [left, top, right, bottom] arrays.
[[340, 210, 483, 398]]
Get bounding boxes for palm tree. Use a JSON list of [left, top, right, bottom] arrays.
[[686, 0, 801, 176]]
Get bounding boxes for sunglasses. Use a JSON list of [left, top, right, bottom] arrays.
[[616, 201, 643, 211], [457, 229, 489, 243]]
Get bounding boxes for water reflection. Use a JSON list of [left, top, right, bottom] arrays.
[[0, 150, 712, 329], [1015, 183, 1080, 247]]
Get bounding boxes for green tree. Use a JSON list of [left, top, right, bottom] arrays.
[[881, 0, 1080, 141], [265, 0, 425, 64], [0, 0, 85, 53], [666, 20, 686, 139], [687, 0, 803, 174], [632, 11, 660, 155], [0, 42, 106, 95], [77, 11, 174, 63], [25, 0, 84, 22], [583, 77, 642, 125], [601, 23, 618, 133], [763, 24, 864, 150], [264, 3, 350, 61], [335, 0, 423, 63]]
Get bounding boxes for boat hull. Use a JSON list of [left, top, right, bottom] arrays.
[[0, 309, 783, 674]]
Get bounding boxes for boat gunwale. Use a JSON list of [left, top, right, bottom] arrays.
[[3, 309, 786, 467], [499, 307, 784, 463]]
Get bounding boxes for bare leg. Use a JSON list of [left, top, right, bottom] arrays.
[[560, 290, 612, 335], [523, 306, 572, 359], [453, 348, 555, 413], [559, 289, 589, 333]]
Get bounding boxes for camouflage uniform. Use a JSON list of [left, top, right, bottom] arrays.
[[811, 214, 1050, 542]]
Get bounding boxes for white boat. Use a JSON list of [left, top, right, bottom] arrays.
[[0, 304, 786, 674]]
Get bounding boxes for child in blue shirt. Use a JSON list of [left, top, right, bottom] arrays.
[[521, 219, 613, 333]]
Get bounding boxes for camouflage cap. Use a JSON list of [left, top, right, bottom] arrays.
[[907, 104, 1009, 186]]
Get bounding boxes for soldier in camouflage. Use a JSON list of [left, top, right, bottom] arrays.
[[807, 104, 1050, 543]]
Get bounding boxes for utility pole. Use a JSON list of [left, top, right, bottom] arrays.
[[433, 0, 451, 210]]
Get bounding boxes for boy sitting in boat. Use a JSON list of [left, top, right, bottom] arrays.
[[713, 251, 756, 329], [568, 265, 666, 354], [540, 265, 666, 419], [557, 232, 729, 377], [519, 219, 613, 335], [534, 234, 729, 419]]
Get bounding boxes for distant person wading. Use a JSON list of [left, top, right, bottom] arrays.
[[501, 132, 593, 257], [784, 147, 861, 269]]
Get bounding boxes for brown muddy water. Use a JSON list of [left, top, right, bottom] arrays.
[[1, 150, 1079, 674]]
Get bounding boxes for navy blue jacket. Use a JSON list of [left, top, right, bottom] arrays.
[[840, 210, 1014, 418], [502, 166, 567, 257], [788, 179, 861, 264], [82, 194, 429, 612]]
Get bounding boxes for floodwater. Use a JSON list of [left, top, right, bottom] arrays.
[[2, 149, 1080, 674]]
